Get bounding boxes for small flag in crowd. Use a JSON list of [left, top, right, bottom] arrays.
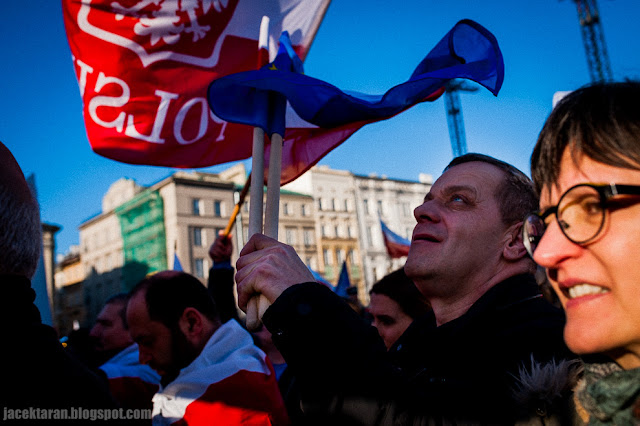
[[207, 19, 504, 184], [334, 261, 351, 298], [172, 253, 184, 272], [308, 267, 333, 288], [380, 220, 411, 259]]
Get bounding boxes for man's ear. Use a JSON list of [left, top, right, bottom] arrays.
[[178, 307, 204, 343], [503, 222, 528, 261]]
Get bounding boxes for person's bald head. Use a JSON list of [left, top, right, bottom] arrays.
[[0, 141, 41, 278]]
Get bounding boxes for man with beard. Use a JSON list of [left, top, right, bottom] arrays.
[[90, 294, 160, 410], [126, 270, 288, 425]]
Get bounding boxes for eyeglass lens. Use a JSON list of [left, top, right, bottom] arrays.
[[524, 185, 604, 256]]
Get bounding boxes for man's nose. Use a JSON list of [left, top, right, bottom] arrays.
[[413, 200, 441, 223]]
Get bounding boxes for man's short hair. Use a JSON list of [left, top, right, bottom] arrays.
[[531, 81, 640, 195], [370, 268, 430, 319], [129, 271, 219, 328], [0, 143, 41, 279], [446, 153, 538, 226], [104, 293, 130, 330]]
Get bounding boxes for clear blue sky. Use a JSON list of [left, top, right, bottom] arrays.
[[2, 0, 640, 257]]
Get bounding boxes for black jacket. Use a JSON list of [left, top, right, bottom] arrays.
[[262, 274, 574, 425], [1, 274, 121, 425]]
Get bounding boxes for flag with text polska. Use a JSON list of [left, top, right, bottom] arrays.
[[62, 0, 330, 168]]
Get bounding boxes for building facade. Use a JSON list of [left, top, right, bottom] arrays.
[[74, 166, 320, 327], [353, 172, 432, 299], [284, 166, 432, 303], [60, 164, 432, 328]]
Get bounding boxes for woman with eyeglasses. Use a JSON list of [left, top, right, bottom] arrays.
[[524, 81, 640, 424]]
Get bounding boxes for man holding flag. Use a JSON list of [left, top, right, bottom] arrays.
[[234, 154, 574, 424]]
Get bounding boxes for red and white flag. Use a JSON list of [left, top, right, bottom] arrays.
[[62, 0, 331, 176], [151, 319, 288, 425], [99, 343, 161, 410]]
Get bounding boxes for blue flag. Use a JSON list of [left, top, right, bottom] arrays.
[[208, 19, 503, 130], [173, 252, 183, 272], [308, 266, 332, 288], [208, 31, 302, 137], [334, 261, 351, 298]]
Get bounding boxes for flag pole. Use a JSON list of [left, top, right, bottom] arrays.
[[222, 174, 250, 237], [245, 16, 271, 331], [264, 133, 282, 239], [255, 131, 283, 324]]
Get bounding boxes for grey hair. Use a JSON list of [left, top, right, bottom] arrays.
[[0, 184, 41, 278]]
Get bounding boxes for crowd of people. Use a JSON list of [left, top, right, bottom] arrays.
[[2, 80, 640, 425]]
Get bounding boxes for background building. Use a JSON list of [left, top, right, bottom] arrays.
[[56, 164, 432, 330], [353, 172, 432, 301]]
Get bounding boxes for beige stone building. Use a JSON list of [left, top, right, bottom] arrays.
[[57, 163, 433, 328], [283, 166, 364, 295], [353, 172, 432, 298], [73, 164, 320, 327], [284, 165, 432, 303]]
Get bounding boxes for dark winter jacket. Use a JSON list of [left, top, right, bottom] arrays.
[[262, 274, 575, 425], [1, 274, 120, 425]]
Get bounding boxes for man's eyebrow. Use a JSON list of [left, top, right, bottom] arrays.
[[423, 184, 477, 202], [442, 185, 477, 196]]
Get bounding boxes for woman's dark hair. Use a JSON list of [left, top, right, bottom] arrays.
[[370, 268, 430, 319], [532, 81, 640, 196]]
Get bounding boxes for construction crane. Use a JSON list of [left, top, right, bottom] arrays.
[[444, 79, 478, 158], [570, 0, 613, 82]]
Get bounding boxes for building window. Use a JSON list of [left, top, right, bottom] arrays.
[[344, 199, 350, 212], [194, 258, 205, 278], [285, 227, 296, 245], [348, 249, 355, 263], [348, 226, 354, 238], [337, 249, 345, 265], [283, 203, 290, 216], [321, 225, 327, 237], [193, 227, 203, 247], [193, 198, 202, 215], [301, 204, 309, 216], [213, 200, 222, 217], [364, 199, 370, 215], [323, 249, 332, 266], [334, 225, 340, 238], [331, 198, 336, 211], [366, 226, 373, 246], [377, 200, 384, 216], [303, 228, 314, 246], [318, 198, 324, 211], [402, 202, 411, 217]]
